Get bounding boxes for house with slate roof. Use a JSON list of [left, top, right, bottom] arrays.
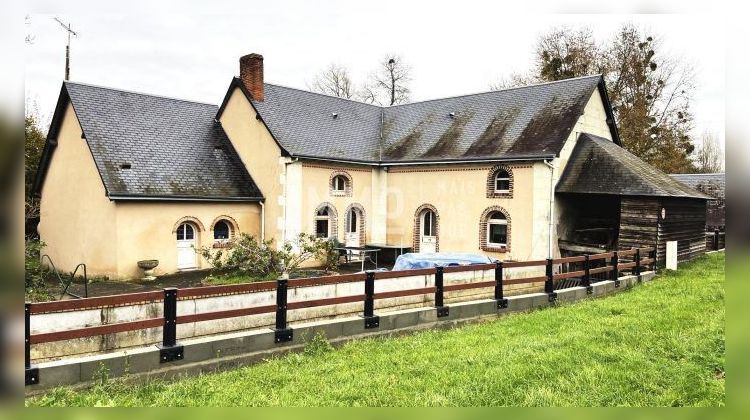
[[34, 53, 711, 279]]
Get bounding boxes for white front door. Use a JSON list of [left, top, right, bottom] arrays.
[[176, 223, 197, 269], [420, 210, 437, 253], [345, 208, 360, 247]]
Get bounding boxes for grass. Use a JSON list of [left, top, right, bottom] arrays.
[[27, 253, 725, 407]]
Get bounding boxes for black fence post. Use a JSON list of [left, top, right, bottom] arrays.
[[435, 266, 449, 317], [158, 288, 183, 362], [545, 258, 557, 302], [714, 229, 720, 251], [363, 270, 380, 329], [582, 255, 593, 294], [611, 251, 620, 288], [25, 303, 39, 386], [635, 248, 641, 278], [495, 261, 508, 308], [274, 278, 293, 343]]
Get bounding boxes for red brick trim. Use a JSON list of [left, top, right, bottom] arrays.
[[344, 203, 366, 247], [486, 165, 514, 198], [209, 215, 240, 238], [172, 216, 205, 233], [479, 206, 511, 253], [302, 163, 371, 173], [413, 204, 439, 253], [329, 171, 353, 197], [313, 202, 338, 239]]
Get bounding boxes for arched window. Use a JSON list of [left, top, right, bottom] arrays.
[[486, 211, 508, 247], [213, 220, 231, 241], [332, 175, 348, 192], [176, 223, 195, 241], [413, 204, 439, 253], [329, 171, 353, 196], [315, 206, 331, 238], [494, 170, 510, 193], [479, 206, 511, 252], [422, 210, 436, 237], [487, 165, 514, 198]]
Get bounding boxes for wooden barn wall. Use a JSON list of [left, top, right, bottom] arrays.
[[657, 198, 707, 266], [618, 197, 659, 251]]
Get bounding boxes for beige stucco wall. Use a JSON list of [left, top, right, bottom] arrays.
[[384, 163, 539, 262], [37, 103, 119, 277], [113, 202, 261, 279], [298, 163, 374, 244], [218, 86, 283, 245]]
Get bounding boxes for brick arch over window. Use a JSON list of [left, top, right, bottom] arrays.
[[486, 164, 514, 198], [329, 170, 353, 197], [172, 216, 205, 233], [210, 215, 240, 238], [479, 206, 511, 252], [313, 202, 339, 239], [413, 204, 440, 252], [344, 203, 366, 246]]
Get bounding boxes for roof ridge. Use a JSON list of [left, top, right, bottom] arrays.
[[64, 81, 219, 107], [262, 82, 382, 108], [386, 74, 602, 109]]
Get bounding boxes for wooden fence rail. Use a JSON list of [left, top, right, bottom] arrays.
[[24, 247, 656, 386]]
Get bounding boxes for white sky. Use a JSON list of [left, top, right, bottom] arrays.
[[23, 3, 725, 151]]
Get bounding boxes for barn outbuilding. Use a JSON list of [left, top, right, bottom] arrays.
[[556, 133, 712, 268]]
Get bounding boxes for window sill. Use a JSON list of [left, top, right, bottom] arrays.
[[212, 242, 234, 249], [482, 245, 509, 253]]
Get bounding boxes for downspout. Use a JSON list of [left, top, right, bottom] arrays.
[[259, 201, 265, 241], [543, 159, 555, 259]]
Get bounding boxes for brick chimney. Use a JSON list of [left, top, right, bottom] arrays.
[[239, 53, 264, 101]]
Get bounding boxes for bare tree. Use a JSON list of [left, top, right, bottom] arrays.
[[25, 15, 35, 44], [695, 130, 723, 173], [309, 63, 355, 99], [489, 72, 536, 91], [363, 54, 411, 106]]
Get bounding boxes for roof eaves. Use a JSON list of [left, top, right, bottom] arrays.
[[108, 194, 265, 202]]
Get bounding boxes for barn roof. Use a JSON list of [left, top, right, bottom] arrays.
[[557, 133, 712, 199], [34, 82, 264, 201], [226, 74, 619, 163], [670, 173, 725, 200]]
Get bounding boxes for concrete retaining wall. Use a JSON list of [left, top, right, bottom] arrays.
[[26, 271, 655, 395], [31, 268, 545, 360]]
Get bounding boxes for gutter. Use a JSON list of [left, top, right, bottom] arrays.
[[543, 159, 555, 259], [259, 201, 265, 241], [291, 154, 556, 167], [108, 195, 265, 202]]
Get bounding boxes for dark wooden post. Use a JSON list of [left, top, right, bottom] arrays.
[[25, 303, 39, 386], [611, 251, 620, 288], [158, 288, 183, 362], [495, 261, 508, 308], [274, 279, 293, 343], [435, 266, 449, 317], [714, 229, 720, 250], [363, 271, 380, 328], [545, 258, 557, 302], [582, 255, 592, 294], [635, 248, 641, 278]]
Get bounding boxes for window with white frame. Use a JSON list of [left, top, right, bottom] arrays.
[[486, 211, 508, 247], [332, 175, 348, 192], [494, 169, 511, 193], [213, 220, 231, 242], [315, 207, 331, 238]]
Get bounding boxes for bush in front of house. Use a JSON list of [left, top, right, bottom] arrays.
[[197, 233, 339, 281], [25, 239, 52, 302]]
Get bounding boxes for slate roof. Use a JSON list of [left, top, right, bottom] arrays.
[[670, 173, 725, 200], [557, 133, 712, 199], [35, 82, 263, 201], [235, 74, 616, 163]]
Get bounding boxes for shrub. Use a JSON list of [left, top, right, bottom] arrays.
[[315, 239, 340, 272], [25, 239, 51, 302]]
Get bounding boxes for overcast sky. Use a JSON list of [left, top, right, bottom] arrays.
[[23, 5, 724, 149]]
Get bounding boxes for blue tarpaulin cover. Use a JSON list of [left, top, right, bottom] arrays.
[[392, 253, 496, 271]]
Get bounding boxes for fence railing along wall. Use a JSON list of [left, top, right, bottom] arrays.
[[24, 247, 656, 387]]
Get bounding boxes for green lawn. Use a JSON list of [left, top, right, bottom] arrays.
[[28, 253, 725, 407]]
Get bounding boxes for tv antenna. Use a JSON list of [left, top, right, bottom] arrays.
[[53, 17, 79, 80]]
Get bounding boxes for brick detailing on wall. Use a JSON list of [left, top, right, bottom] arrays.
[[329, 170, 353, 197], [413, 204, 440, 253], [344, 203, 367, 247], [302, 163, 371, 173], [313, 202, 338, 239], [486, 164, 514, 198], [172, 216, 206, 233], [478, 206, 511, 253], [209, 215, 240, 240]]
